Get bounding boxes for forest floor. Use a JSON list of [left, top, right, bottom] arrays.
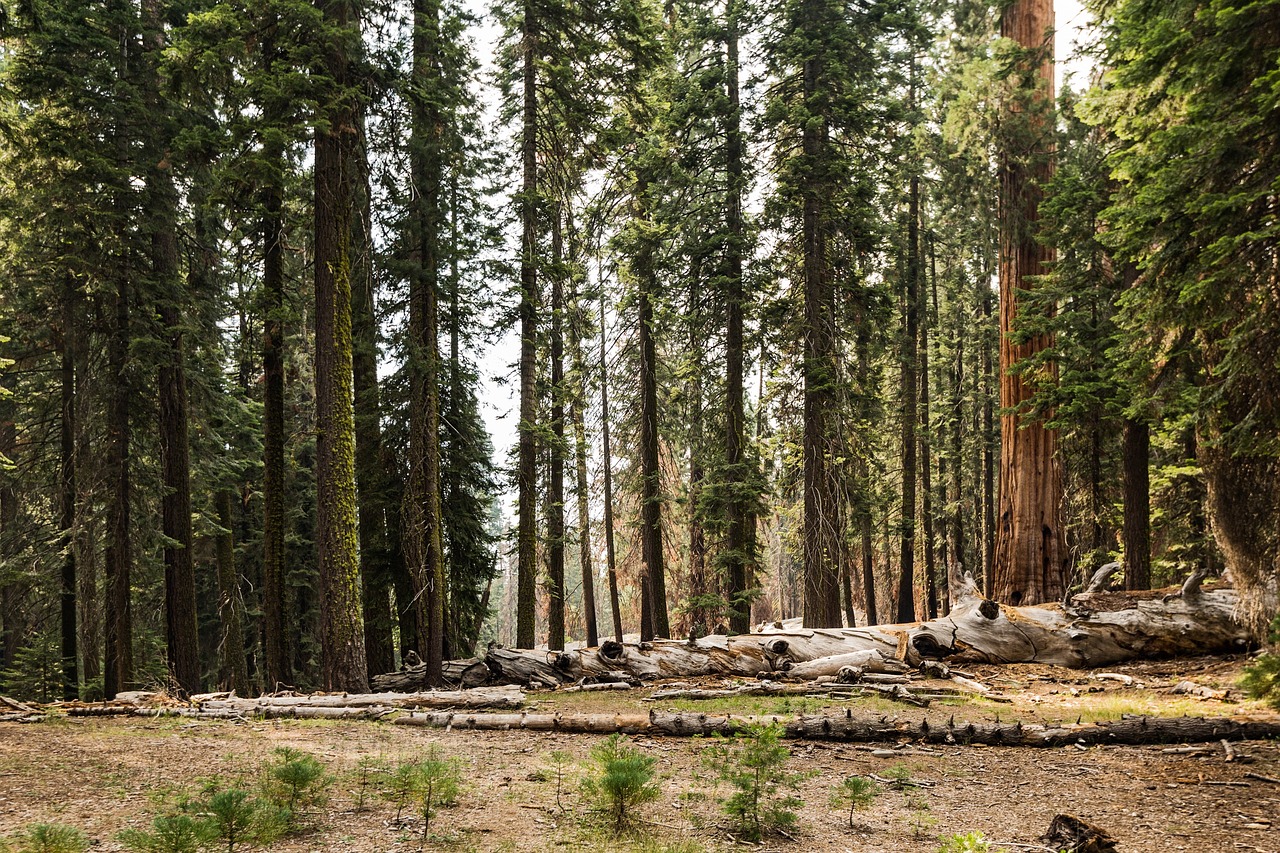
[[2, 654, 1279, 852]]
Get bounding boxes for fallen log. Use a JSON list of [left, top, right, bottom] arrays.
[[63, 685, 525, 719], [394, 708, 1280, 746], [370, 658, 490, 692], [466, 585, 1250, 686]]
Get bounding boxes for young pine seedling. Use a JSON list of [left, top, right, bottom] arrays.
[[264, 747, 329, 823], [118, 814, 210, 853], [702, 722, 806, 842], [830, 774, 879, 830], [543, 750, 574, 814], [581, 734, 660, 836], [10, 823, 88, 853]]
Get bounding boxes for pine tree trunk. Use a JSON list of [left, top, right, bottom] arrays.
[[405, 0, 446, 684], [993, 0, 1066, 607], [60, 277, 79, 700], [567, 216, 598, 648], [104, 272, 133, 699], [723, 0, 754, 635], [1122, 418, 1151, 591], [981, 285, 995, 598], [142, 0, 200, 698], [599, 292, 624, 642], [897, 175, 921, 623], [0, 385, 19, 683], [352, 112, 395, 677], [548, 209, 566, 650], [260, 17, 291, 690], [515, 0, 540, 650], [314, 0, 368, 691], [919, 230, 938, 619], [800, 11, 842, 629], [636, 188, 669, 639], [215, 491, 250, 694], [687, 292, 708, 637]]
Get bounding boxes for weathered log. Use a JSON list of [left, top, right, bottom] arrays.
[[194, 686, 524, 713], [395, 708, 1280, 746], [370, 658, 491, 691], [476, 586, 1251, 685], [783, 649, 908, 679]]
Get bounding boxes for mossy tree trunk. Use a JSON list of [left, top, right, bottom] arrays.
[[314, 0, 368, 692]]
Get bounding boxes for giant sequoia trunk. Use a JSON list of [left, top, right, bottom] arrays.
[[993, 0, 1066, 606]]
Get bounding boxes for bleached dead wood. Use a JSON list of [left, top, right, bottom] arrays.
[[395, 707, 1280, 746], [63, 685, 525, 719], [474, 586, 1251, 686]]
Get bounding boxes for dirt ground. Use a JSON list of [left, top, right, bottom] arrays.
[[2, 655, 1279, 852]]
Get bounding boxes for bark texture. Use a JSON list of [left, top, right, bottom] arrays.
[[993, 0, 1066, 606]]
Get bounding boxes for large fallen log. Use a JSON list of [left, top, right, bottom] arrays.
[[370, 658, 491, 692], [394, 708, 1280, 746], [469, 585, 1251, 686]]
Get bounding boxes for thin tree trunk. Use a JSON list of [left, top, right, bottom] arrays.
[[0, 382, 19, 683], [636, 216, 666, 639], [567, 214, 598, 648], [215, 492, 250, 693], [548, 209, 566, 650], [1122, 418, 1151, 591], [897, 173, 920, 624], [723, 0, 753, 635], [104, 270, 132, 699], [314, 0, 368, 691], [352, 109, 395, 678], [919, 228, 938, 619], [60, 277, 79, 700], [599, 291, 624, 643], [993, 0, 1066, 607], [515, 0, 539, 649], [981, 284, 995, 598], [687, 271, 708, 637]]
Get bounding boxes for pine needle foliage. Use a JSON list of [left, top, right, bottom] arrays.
[[581, 734, 661, 836], [702, 722, 805, 841]]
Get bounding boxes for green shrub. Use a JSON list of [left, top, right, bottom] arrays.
[[409, 749, 463, 841], [117, 814, 209, 853], [197, 787, 286, 852], [1242, 617, 1280, 709], [9, 823, 88, 853], [263, 747, 329, 821], [702, 722, 805, 841], [938, 831, 994, 852], [830, 774, 879, 829], [581, 734, 660, 835]]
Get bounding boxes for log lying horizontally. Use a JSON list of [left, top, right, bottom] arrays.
[[394, 708, 1280, 746], [474, 586, 1251, 686], [64, 685, 526, 719], [370, 658, 491, 692]]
